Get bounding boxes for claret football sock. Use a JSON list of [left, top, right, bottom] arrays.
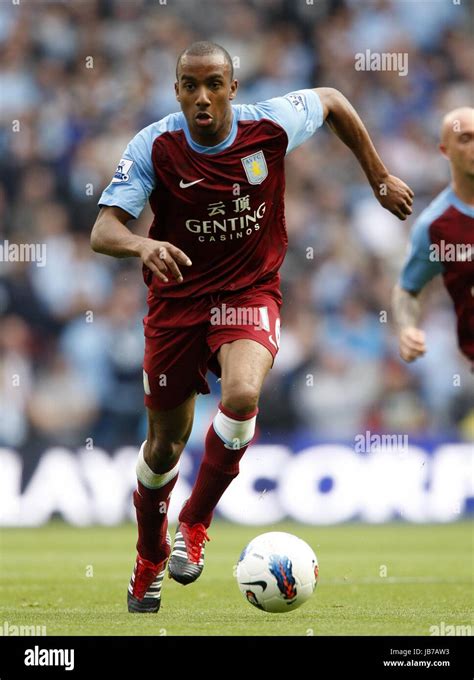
[[133, 441, 179, 563], [179, 402, 258, 528]]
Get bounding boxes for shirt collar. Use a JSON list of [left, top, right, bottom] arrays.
[[449, 186, 474, 218], [181, 108, 237, 154]]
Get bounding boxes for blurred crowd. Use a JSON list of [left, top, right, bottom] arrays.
[[1, 0, 473, 458]]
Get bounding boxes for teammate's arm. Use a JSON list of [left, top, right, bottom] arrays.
[[391, 284, 426, 362], [391, 206, 442, 362], [314, 87, 414, 220], [91, 206, 192, 283]]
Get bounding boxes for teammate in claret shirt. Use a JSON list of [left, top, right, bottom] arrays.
[[91, 41, 414, 613], [393, 107, 474, 365]]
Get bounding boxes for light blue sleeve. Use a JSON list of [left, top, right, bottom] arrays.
[[98, 113, 185, 218], [98, 125, 157, 219], [400, 213, 444, 292], [238, 89, 325, 154]]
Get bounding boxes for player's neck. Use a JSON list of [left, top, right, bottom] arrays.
[[190, 108, 234, 147], [451, 171, 474, 207]]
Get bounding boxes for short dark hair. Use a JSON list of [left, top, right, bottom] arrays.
[[176, 41, 234, 80]]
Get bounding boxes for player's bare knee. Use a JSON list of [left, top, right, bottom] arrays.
[[221, 383, 259, 416], [144, 439, 184, 473]]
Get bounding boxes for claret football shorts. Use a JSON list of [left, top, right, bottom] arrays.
[[142, 282, 282, 411]]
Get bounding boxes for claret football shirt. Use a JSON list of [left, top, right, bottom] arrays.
[[99, 89, 324, 298], [400, 186, 474, 360]]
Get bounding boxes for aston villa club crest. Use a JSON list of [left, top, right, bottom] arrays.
[[241, 150, 268, 185]]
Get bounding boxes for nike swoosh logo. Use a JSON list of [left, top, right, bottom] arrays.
[[241, 580, 268, 591], [179, 178, 205, 188]]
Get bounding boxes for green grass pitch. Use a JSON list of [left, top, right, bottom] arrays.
[[0, 521, 472, 636]]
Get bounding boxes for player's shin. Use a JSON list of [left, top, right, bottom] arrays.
[[179, 402, 258, 528], [134, 441, 179, 563]]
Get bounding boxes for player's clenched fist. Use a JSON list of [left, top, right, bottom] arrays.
[[375, 175, 414, 220], [399, 327, 426, 362], [138, 239, 192, 283]]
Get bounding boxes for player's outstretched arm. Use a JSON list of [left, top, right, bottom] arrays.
[[314, 87, 414, 220], [392, 283, 426, 362], [91, 206, 192, 283]]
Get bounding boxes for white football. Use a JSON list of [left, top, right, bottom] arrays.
[[236, 532, 319, 613]]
